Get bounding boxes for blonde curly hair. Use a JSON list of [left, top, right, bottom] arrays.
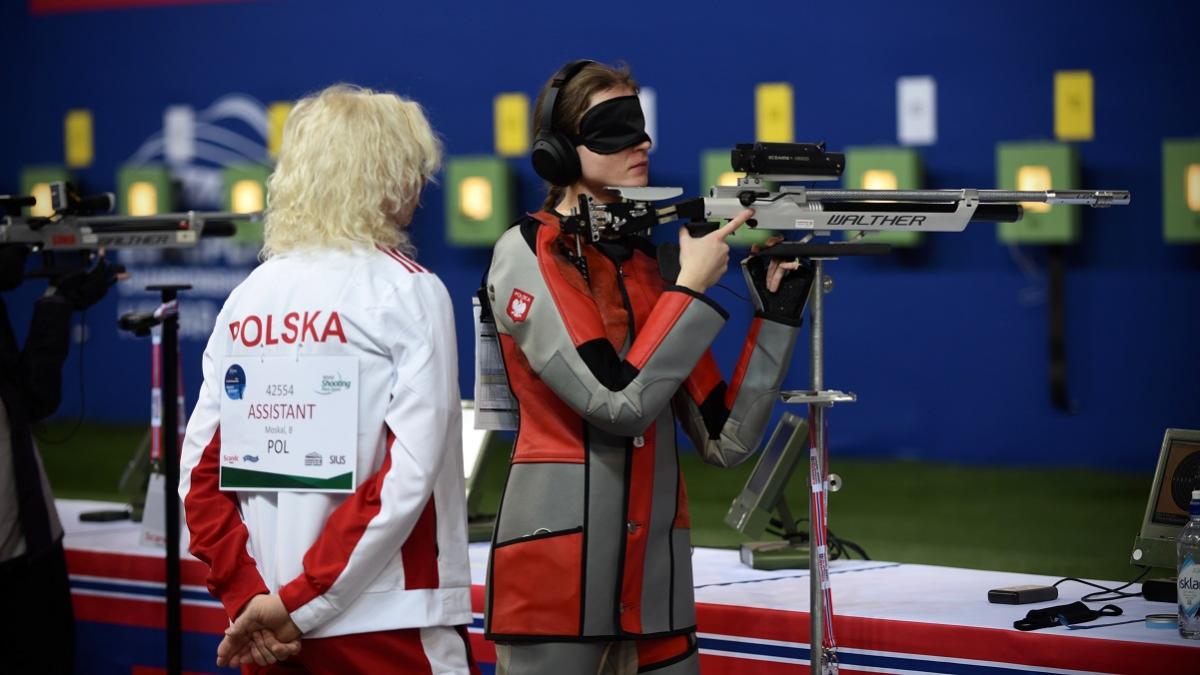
[[262, 84, 442, 259]]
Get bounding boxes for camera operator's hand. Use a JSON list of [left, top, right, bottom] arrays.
[[0, 245, 30, 291], [676, 209, 753, 294], [48, 256, 122, 310]]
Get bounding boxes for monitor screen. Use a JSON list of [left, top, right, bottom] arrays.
[[1152, 438, 1200, 527], [725, 412, 809, 538], [745, 414, 804, 498], [1132, 429, 1200, 570]]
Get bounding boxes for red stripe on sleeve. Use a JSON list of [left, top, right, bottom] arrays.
[[279, 430, 395, 613], [683, 351, 723, 404], [181, 427, 269, 619], [383, 247, 417, 273], [397, 252, 428, 273], [401, 495, 439, 589], [624, 290, 692, 371], [725, 317, 763, 409]]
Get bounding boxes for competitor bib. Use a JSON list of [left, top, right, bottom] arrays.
[[219, 355, 358, 493]]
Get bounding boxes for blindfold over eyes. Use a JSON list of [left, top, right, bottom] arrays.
[[570, 95, 651, 155]]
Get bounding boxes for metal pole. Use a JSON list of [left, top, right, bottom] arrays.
[[809, 261, 824, 674], [150, 284, 188, 675]]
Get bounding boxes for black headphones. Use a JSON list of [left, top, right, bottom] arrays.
[[531, 59, 595, 187]]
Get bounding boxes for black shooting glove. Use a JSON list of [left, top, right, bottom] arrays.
[[1013, 601, 1122, 631], [49, 256, 122, 310], [741, 253, 815, 327]]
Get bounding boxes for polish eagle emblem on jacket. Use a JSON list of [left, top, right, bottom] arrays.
[[507, 289, 534, 322]]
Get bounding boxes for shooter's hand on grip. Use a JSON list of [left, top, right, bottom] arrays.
[[676, 208, 753, 294], [743, 236, 814, 326], [751, 235, 805, 293]]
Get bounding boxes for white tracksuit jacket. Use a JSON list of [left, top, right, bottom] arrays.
[[178, 245, 472, 638]]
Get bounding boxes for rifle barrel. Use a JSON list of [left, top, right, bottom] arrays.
[[0, 195, 36, 208], [802, 189, 1129, 206]]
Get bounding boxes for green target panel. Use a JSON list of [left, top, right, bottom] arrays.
[[1163, 138, 1200, 244], [118, 165, 175, 216], [842, 146, 923, 247], [995, 142, 1079, 245], [222, 164, 271, 245], [446, 156, 513, 246]]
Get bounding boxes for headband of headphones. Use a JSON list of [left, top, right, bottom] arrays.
[[539, 59, 596, 138]]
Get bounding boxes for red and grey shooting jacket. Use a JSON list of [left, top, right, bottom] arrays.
[[483, 211, 800, 641]]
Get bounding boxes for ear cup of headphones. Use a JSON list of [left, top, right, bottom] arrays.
[[532, 59, 594, 188], [531, 132, 581, 187]]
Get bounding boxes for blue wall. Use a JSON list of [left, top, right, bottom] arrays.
[[3, 0, 1198, 470]]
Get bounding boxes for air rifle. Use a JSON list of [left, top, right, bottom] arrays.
[[1, 181, 252, 252], [561, 142, 1130, 254]]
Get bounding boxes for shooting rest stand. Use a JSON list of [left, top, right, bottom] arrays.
[[780, 242, 887, 674], [738, 243, 879, 571]]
